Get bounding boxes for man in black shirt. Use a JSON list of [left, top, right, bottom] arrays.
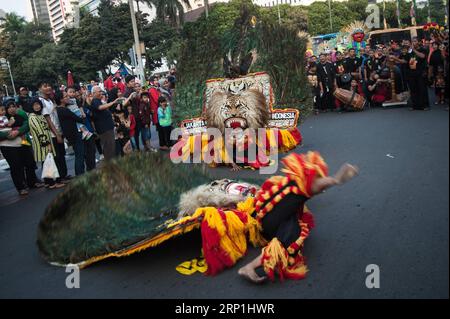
[[316, 53, 337, 112], [344, 48, 362, 80], [398, 38, 429, 110], [333, 51, 345, 74], [371, 47, 386, 72], [55, 91, 85, 176], [91, 86, 121, 160], [123, 75, 142, 150]]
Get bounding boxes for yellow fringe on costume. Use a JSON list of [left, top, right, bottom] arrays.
[[236, 197, 267, 247], [262, 238, 308, 281], [262, 238, 289, 272], [278, 129, 299, 153], [179, 128, 300, 166], [174, 197, 267, 275]]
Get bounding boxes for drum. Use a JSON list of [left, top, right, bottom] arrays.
[[334, 88, 365, 110]]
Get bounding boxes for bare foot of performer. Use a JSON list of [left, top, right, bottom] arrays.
[[230, 162, 242, 172], [238, 162, 359, 283]]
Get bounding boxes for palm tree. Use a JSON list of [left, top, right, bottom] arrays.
[[0, 13, 26, 35], [143, 0, 191, 27]]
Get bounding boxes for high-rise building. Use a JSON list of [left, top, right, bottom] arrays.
[[46, 0, 80, 41], [79, 0, 101, 15], [29, 0, 51, 25]]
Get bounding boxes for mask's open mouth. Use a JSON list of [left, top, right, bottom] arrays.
[[224, 117, 248, 129]]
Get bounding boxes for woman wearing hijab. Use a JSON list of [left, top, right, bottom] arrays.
[[0, 101, 43, 195], [28, 98, 65, 189]]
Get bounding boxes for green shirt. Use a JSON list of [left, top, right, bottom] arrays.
[[158, 105, 172, 127]]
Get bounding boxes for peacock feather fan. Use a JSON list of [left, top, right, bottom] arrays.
[[37, 152, 213, 267]]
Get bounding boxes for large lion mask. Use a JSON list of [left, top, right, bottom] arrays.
[[205, 89, 270, 134]]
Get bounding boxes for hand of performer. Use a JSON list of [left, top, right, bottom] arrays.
[[334, 163, 359, 185]]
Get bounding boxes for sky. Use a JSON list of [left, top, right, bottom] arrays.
[[0, 0, 32, 21]]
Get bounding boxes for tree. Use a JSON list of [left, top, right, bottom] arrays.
[[140, 19, 180, 71], [19, 43, 67, 88], [0, 13, 26, 35], [97, 0, 134, 65], [59, 14, 104, 82], [59, 0, 135, 81], [0, 22, 53, 89], [143, 0, 191, 27], [306, 1, 360, 35]]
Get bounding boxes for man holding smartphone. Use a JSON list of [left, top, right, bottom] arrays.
[[123, 75, 142, 150]]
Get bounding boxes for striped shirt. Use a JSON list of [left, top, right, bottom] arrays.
[[28, 113, 55, 162]]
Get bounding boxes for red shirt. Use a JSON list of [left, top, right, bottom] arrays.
[[129, 114, 136, 137], [148, 87, 160, 124], [116, 82, 126, 94], [104, 77, 114, 91]]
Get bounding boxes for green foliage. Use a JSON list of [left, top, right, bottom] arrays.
[[141, 19, 181, 71], [1, 0, 180, 86], [1, 22, 55, 89], [305, 0, 447, 35], [58, 14, 103, 82], [254, 22, 312, 120], [143, 0, 191, 27], [19, 43, 68, 88], [59, 0, 135, 81], [0, 12, 26, 36], [306, 1, 361, 35]]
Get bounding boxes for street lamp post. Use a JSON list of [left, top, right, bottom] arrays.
[[0, 58, 16, 96], [2, 84, 8, 97], [128, 0, 145, 82]]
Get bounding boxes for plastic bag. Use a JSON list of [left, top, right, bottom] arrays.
[[42, 153, 60, 180]]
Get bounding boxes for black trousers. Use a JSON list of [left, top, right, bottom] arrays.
[[1, 146, 38, 191], [134, 121, 142, 150], [261, 193, 306, 248], [408, 75, 429, 110], [319, 90, 335, 111], [255, 192, 307, 277], [95, 137, 103, 155], [84, 138, 96, 171], [52, 137, 67, 179], [159, 125, 172, 147]]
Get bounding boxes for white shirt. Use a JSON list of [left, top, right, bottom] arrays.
[[40, 97, 61, 137]]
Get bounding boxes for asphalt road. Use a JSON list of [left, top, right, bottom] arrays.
[[0, 103, 448, 299]]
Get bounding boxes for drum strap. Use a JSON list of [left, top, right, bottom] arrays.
[[349, 90, 357, 107]]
